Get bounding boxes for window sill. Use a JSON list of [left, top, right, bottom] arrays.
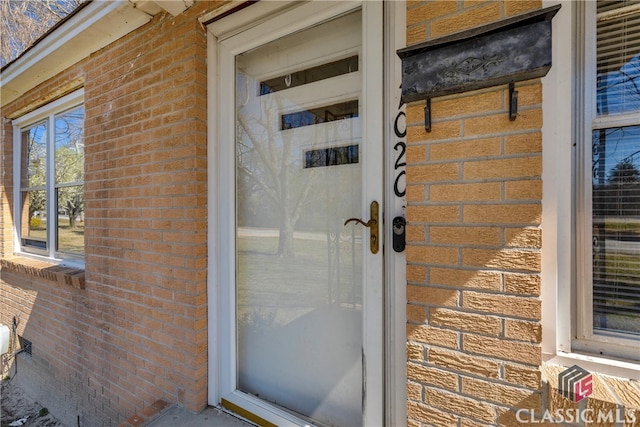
[[0, 256, 85, 289], [544, 352, 640, 381]]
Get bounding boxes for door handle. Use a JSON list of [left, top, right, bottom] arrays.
[[344, 201, 379, 254]]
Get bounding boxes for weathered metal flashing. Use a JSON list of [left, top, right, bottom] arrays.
[[397, 4, 561, 129]]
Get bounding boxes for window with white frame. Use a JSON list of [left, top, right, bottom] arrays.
[[13, 89, 85, 262], [575, 0, 640, 360]]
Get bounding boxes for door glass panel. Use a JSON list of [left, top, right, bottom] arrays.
[[235, 10, 363, 426]]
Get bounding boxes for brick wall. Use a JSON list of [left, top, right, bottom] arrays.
[[0, 116, 13, 256], [0, 2, 217, 425], [404, 1, 545, 425], [3, 1, 636, 426]]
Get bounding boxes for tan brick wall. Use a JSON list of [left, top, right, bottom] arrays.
[[404, 1, 544, 425], [0, 2, 220, 425]]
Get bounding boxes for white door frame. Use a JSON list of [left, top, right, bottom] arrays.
[[205, 1, 406, 425], [383, 2, 407, 425]]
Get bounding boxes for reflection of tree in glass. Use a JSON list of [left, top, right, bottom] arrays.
[[608, 158, 640, 183], [59, 187, 84, 229], [597, 52, 640, 115], [25, 125, 47, 219], [55, 107, 84, 229], [603, 158, 640, 218], [593, 127, 640, 218], [236, 90, 315, 258]]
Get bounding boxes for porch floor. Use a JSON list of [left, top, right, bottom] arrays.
[[144, 405, 255, 427]]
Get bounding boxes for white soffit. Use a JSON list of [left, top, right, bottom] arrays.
[[129, 0, 194, 17], [152, 0, 194, 17], [1, 1, 153, 107]]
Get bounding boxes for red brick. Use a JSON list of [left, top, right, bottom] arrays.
[[0, 3, 211, 424]]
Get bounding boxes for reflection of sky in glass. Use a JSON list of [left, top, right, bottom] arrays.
[[26, 122, 47, 188], [597, 53, 640, 116], [55, 106, 85, 184], [55, 106, 84, 149], [593, 126, 640, 185], [594, 47, 640, 185]]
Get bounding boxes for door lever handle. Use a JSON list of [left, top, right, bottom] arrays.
[[344, 218, 377, 228], [343, 201, 379, 254]]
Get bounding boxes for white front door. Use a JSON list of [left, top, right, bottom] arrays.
[[211, 2, 383, 425]]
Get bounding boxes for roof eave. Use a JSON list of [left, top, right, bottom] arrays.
[[1, 0, 154, 108]]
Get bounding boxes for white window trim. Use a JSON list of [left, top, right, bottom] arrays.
[[575, 0, 640, 362], [542, 0, 640, 379], [12, 88, 85, 268]]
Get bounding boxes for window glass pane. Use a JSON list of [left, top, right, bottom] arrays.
[[57, 185, 84, 255], [260, 55, 359, 95], [21, 190, 47, 250], [598, 0, 637, 14], [21, 123, 47, 189], [55, 106, 84, 184], [592, 125, 640, 335], [596, 1, 640, 115], [281, 100, 359, 130]]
